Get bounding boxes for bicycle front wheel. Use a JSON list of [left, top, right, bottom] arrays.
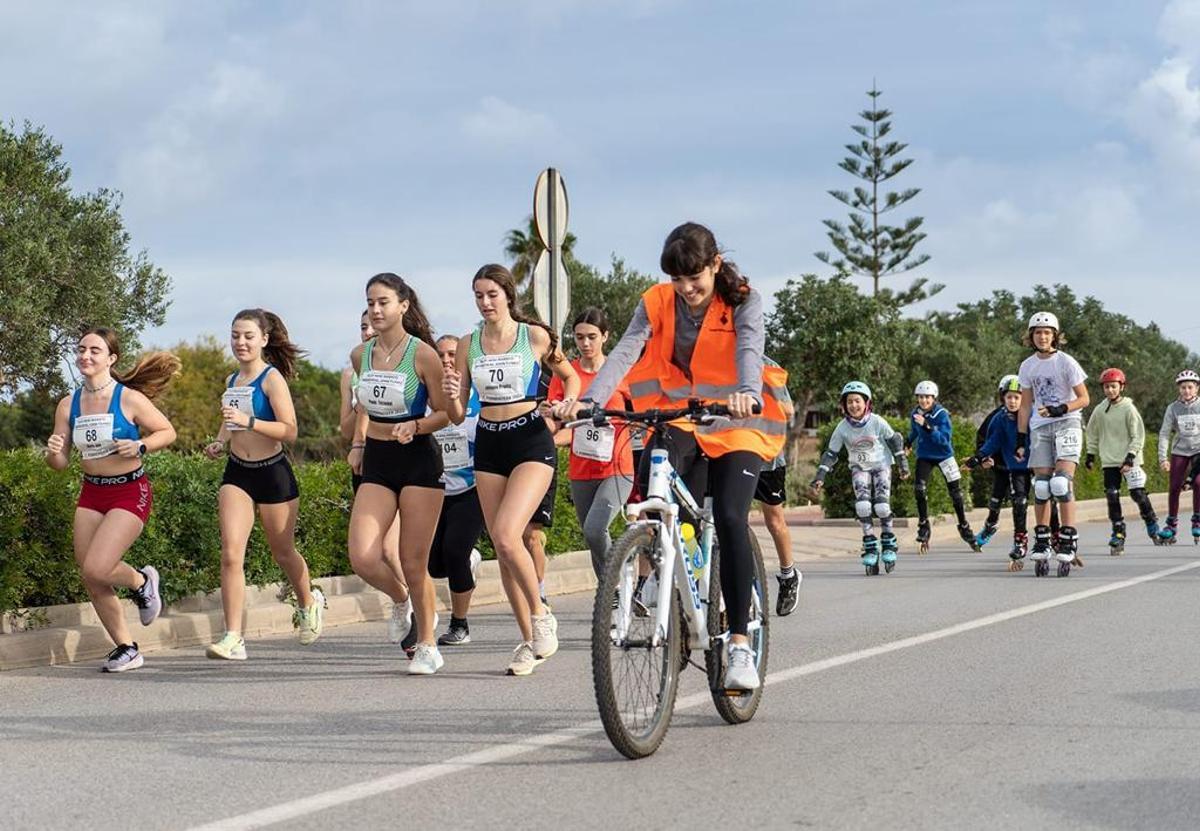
[[592, 523, 682, 759], [706, 527, 770, 724]]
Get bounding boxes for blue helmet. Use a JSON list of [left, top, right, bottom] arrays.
[[840, 381, 872, 400]]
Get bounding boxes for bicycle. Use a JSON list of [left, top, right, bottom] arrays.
[[565, 401, 770, 759]]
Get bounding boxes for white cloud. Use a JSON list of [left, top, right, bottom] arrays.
[[460, 96, 557, 147], [118, 62, 287, 207]]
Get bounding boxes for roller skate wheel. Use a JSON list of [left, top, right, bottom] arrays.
[[1034, 560, 1049, 577], [1057, 561, 1071, 578], [1008, 559, 1024, 572], [884, 560, 895, 574]]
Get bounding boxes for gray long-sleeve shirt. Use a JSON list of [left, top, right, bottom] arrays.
[[584, 286, 765, 408], [1159, 397, 1200, 461]]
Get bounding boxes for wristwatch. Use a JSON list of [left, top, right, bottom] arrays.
[[247, 416, 257, 430], [137, 441, 147, 456]]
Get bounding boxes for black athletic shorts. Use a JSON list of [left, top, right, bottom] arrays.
[[429, 489, 486, 593], [754, 466, 787, 506], [221, 451, 299, 504], [361, 435, 444, 493], [531, 469, 558, 528], [474, 411, 556, 477]]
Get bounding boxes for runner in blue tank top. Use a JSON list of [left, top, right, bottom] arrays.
[[443, 263, 579, 677]]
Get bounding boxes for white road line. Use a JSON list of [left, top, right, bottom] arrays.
[[189, 559, 1200, 831]]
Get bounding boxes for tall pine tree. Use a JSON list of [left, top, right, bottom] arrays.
[[816, 85, 939, 305]]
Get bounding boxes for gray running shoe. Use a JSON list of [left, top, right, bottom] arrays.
[[101, 643, 143, 673], [133, 566, 162, 626], [437, 619, 471, 646], [775, 570, 801, 617]]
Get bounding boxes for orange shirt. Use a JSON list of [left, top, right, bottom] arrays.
[[548, 359, 636, 481]]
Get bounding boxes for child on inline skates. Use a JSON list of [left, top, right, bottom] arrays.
[[1156, 369, 1200, 544], [1084, 367, 1161, 552], [1016, 311, 1090, 577], [907, 381, 976, 553], [964, 375, 1031, 569], [811, 382, 910, 574]]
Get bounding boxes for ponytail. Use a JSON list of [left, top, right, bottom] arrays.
[[78, 327, 179, 400], [660, 221, 750, 308], [232, 309, 306, 379], [366, 273, 437, 347], [471, 264, 562, 364]]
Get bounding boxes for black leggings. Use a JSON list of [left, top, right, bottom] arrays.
[[914, 457, 968, 524], [638, 427, 762, 637], [985, 468, 1030, 534], [428, 490, 485, 594], [1103, 467, 1157, 525]]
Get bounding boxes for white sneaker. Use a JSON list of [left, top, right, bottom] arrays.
[[469, 548, 482, 584], [388, 598, 411, 644], [206, 632, 247, 661], [531, 611, 558, 659], [506, 641, 542, 676], [402, 610, 439, 658], [297, 589, 325, 646], [407, 643, 444, 675], [725, 643, 760, 691]]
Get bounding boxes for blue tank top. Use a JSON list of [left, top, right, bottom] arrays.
[[69, 384, 140, 441], [226, 366, 277, 421]]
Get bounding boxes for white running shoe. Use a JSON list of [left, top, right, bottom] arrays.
[[506, 641, 542, 676], [133, 566, 162, 626], [469, 548, 482, 584], [725, 643, 760, 691], [206, 631, 247, 661], [388, 598, 411, 644], [297, 589, 325, 646], [100, 642, 143, 673], [407, 643, 445, 675], [531, 611, 558, 659]]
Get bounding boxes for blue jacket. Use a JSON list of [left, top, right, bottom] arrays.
[[908, 404, 954, 461], [977, 408, 1028, 471]]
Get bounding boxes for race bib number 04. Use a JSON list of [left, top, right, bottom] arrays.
[[435, 426, 470, 470], [472, 354, 524, 404], [222, 386, 254, 431], [572, 424, 615, 463], [73, 413, 116, 460]]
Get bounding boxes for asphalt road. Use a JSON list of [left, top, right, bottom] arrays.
[[4, 521, 1200, 831]]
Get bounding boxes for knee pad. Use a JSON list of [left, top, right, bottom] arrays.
[[1050, 472, 1074, 502], [873, 501, 892, 519], [1034, 475, 1052, 504], [988, 497, 1003, 513], [913, 480, 928, 495], [855, 500, 873, 520], [1012, 496, 1028, 513], [1105, 487, 1121, 505]]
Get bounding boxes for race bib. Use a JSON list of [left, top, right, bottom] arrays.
[[357, 370, 409, 419], [434, 425, 470, 470], [1058, 427, 1083, 456], [1178, 414, 1200, 438], [472, 353, 524, 404], [850, 440, 882, 468], [1123, 466, 1148, 489], [572, 424, 615, 462], [73, 413, 116, 460], [939, 456, 962, 483], [222, 386, 254, 431]]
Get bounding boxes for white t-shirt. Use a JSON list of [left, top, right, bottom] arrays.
[[1018, 351, 1086, 429]]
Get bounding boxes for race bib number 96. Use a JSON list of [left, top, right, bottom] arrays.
[[572, 424, 615, 462]]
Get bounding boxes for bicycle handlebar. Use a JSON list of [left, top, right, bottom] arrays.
[[562, 398, 762, 430]]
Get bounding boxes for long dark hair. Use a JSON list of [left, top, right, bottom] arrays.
[[366, 273, 436, 348], [80, 327, 180, 400], [659, 222, 750, 308], [472, 264, 561, 363], [232, 309, 305, 379], [572, 306, 610, 335]]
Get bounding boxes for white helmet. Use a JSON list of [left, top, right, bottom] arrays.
[[1028, 311, 1059, 331], [914, 380, 939, 397], [998, 374, 1020, 393], [1176, 369, 1200, 385]]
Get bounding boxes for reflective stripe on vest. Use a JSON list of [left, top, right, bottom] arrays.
[[624, 283, 788, 461]]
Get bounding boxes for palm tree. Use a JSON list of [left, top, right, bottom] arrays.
[[503, 215, 578, 286]]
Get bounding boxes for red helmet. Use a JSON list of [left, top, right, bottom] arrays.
[[1100, 367, 1126, 385]]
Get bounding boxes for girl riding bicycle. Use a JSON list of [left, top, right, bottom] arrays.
[[559, 222, 789, 691]]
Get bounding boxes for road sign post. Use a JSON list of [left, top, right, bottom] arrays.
[[532, 168, 570, 335]]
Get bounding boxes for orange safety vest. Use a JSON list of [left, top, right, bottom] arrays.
[[624, 282, 789, 461]]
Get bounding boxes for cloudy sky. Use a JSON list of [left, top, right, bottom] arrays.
[[3, 0, 1198, 367]]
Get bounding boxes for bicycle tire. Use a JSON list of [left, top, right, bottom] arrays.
[[592, 523, 682, 759], [705, 528, 770, 724]]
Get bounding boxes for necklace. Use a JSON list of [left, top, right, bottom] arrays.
[[375, 332, 409, 365], [83, 377, 115, 394]]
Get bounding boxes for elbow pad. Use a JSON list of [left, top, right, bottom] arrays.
[[886, 433, 905, 456], [819, 449, 839, 472]]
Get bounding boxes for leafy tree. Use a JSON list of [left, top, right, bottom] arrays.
[[815, 86, 939, 306], [563, 255, 656, 347], [503, 214, 578, 286], [0, 123, 171, 392], [0, 382, 68, 449]]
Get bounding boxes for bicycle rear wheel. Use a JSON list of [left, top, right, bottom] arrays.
[[592, 523, 682, 759], [706, 528, 770, 724]]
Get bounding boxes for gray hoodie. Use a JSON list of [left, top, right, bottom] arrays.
[[1158, 396, 1200, 461]]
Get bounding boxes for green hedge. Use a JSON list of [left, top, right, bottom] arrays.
[[0, 447, 585, 614], [816, 414, 1170, 519]]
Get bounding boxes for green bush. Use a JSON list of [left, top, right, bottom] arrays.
[[0, 446, 591, 614]]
